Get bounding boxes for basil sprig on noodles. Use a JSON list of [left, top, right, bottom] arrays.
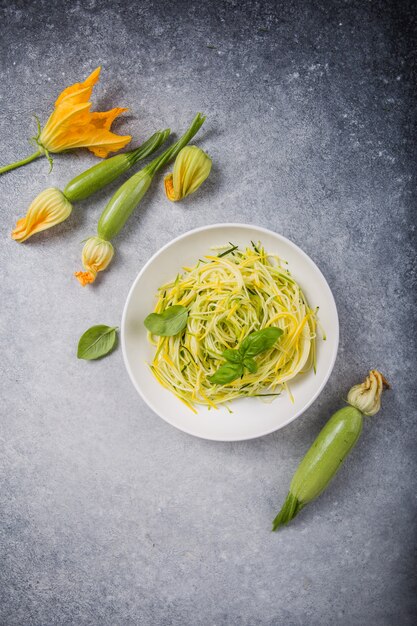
[[145, 242, 317, 412], [210, 328, 283, 384]]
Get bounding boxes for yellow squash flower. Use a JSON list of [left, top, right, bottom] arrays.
[[74, 236, 114, 286], [0, 67, 131, 175], [11, 188, 72, 243], [164, 145, 211, 201], [347, 369, 390, 416]]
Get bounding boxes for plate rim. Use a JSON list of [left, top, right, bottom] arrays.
[[121, 222, 339, 441]]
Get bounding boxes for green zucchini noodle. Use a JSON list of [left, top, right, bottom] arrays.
[[147, 242, 318, 412]]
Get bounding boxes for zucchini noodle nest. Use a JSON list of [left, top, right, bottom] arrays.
[[147, 242, 318, 412]]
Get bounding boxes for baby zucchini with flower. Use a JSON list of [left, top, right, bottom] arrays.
[[272, 370, 389, 531], [164, 145, 212, 202], [75, 113, 206, 285], [1, 67, 131, 175], [11, 130, 169, 242]]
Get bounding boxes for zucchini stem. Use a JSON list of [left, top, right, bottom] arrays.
[[145, 113, 206, 177], [127, 129, 171, 167], [272, 492, 303, 531]]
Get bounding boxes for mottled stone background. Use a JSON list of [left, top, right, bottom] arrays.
[[0, 0, 416, 624]]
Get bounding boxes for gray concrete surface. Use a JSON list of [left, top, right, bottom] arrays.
[[1, 1, 416, 624]]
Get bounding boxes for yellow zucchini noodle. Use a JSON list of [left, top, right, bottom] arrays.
[[147, 242, 318, 412]]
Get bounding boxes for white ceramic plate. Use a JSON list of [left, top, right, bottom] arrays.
[[121, 223, 339, 441]]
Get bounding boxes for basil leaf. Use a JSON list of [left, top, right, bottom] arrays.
[[243, 357, 258, 373], [144, 305, 188, 337], [239, 327, 283, 358], [222, 349, 243, 364], [209, 327, 283, 385], [209, 362, 243, 385], [77, 325, 118, 360]]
